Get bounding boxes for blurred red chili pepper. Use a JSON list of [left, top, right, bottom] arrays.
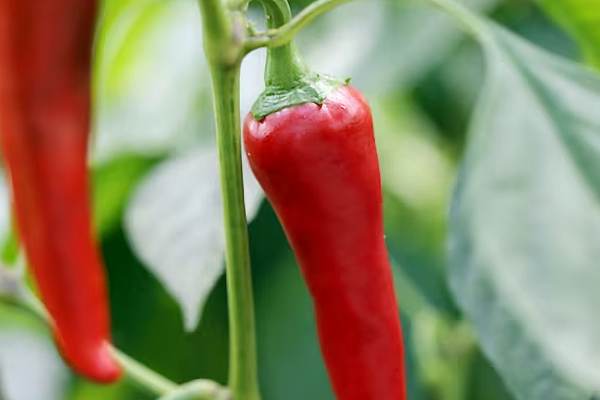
[[0, 0, 121, 382], [245, 85, 407, 399]]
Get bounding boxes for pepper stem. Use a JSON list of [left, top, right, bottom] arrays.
[[259, 0, 308, 89], [250, 0, 343, 119]]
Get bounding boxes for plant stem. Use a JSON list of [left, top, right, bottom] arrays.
[[198, 0, 243, 67], [111, 348, 178, 395], [245, 0, 354, 51], [198, 0, 261, 397], [208, 62, 261, 400], [257, 0, 307, 88], [156, 380, 232, 400]]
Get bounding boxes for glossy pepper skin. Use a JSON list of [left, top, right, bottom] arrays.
[[244, 86, 406, 399], [0, 0, 121, 382]]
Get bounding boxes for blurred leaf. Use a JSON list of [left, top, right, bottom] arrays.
[[0, 330, 69, 400], [290, 0, 499, 97], [392, 259, 432, 319], [412, 41, 485, 147], [102, 226, 230, 396], [0, 176, 10, 245], [240, 47, 267, 116], [412, 314, 474, 400], [124, 148, 262, 331], [94, 0, 208, 162], [69, 380, 137, 400], [92, 155, 158, 236], [0, 268, 22, 303], [297, 1, 385, 80], [375, 99, 454, 214], [467, 350, 514, 400], [254, 250, 335, 400], [0, 231, 18, 268], [392, 260, 465, 400], [0, 177, 16, 267], [448, 10, 600, 400], [375, 98, 458, 315], [331, 0, 497, 94], [539, 0, 600, 68]]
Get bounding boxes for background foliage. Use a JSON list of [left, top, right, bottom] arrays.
[[0, 0, 597, 399]]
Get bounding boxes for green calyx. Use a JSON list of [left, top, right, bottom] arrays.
[[251, 0, 346, 120], [251, 72, 345, 120]]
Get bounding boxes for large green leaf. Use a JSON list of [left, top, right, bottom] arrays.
[[0, 305, 69, 400], [446, 2, 600, 398], [124, 149, 262, 331], [93, 0, 209, 162], [539, 0, 600, 68]]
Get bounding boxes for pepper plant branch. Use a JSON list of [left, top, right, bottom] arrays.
[[110, 348, 178, 395], [207, 63, 262, 400], [245, 0, 354, 51], [198, 0, 262, 398], [198, 0, 245, 66]]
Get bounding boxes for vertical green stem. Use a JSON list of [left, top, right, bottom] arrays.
[[198, 0, 261, 397], [216, 66, 259, 400], [209, 63, 261, 400]]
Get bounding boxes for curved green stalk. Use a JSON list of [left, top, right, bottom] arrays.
[[256, 0, 307, 88], [245, 0, 354, 51], [111, 348, 178, 395]]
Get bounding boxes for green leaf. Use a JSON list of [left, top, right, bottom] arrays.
[[539, 0, 600, 69], [0, 229, 18, 267], [445, 2, 600, 398], [69, 380, 135, 400], [0, 308, 69, 400], [92, 155, 158, 236], [93, 0, 209, 162], [124, 148, 262, 331], [0, 176, 12, 265], [298, 0, 499, 93]]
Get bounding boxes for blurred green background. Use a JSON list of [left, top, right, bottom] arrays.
[[0, 0, 585, 399]]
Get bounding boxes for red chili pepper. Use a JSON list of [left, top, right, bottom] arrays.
[[0, 0, 121, 382], [244, 85, 407, 399]]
